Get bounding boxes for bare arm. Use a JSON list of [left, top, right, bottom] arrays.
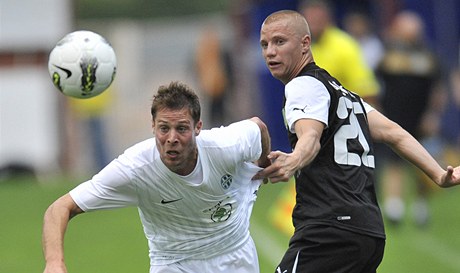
[[254, 119, 324, 183], [368, 109, 460, 187], [249, 117, 272, 168], [43, 193, 84, 273]]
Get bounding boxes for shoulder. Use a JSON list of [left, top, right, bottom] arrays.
[[118, 138, 156, 167], [197, 120, 261, 161], [124, 138, 155, 154], [199, 120, 259, 141], [286, 76, 329, 98], [288, 74, 325, 87]]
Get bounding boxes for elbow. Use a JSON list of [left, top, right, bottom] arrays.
[[383, 125, 408, 146], [45, 194, 83, 221], [307, 141, 321, 167], [313, 141, 321, 157], [372, 118, 404, 145], [249, 117, 267, 131]]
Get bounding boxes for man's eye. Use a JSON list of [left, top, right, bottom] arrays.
[[177, 127, 187, 133]]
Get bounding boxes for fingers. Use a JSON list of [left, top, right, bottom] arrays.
[[253, 167, 292, 183], [267, 150, 284, 161], [252, 150, 294, 183], [252, 151, 284, 180], [252, 164, 277, 180], [440, 166, 460, 188], [252, 166, 290, 183], [449, 165, 460, 182]]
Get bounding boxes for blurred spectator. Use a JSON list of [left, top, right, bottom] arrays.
[[343, 11, 384, 71], [194, 1, 264, 127], [442, 68, 460, 147], [440, 68, 460, 164], [226, 0, 263, 122], [194, 27, 230, 127], [376, 11, 443, 227], [69, 88, 113, 173], [299, 0, 380, 106]]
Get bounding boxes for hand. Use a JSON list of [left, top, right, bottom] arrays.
[[253, 151, 300, 183], [438, 165, 460, 188]]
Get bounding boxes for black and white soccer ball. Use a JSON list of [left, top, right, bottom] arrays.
[[48, 30, 117, 99]]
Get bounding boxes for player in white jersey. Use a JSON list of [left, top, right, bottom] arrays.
[[42, 81, 271, 273]]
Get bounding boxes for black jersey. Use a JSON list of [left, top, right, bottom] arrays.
[[285, 62, 385, 239]]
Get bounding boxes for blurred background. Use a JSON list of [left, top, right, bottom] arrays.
[[1, 0, 460, 272]]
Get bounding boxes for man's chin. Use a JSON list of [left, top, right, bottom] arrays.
[[271, 72, 287, 82]]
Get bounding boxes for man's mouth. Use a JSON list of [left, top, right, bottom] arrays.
[[268, 61, 281, 68], [166, 151, 179, 158]]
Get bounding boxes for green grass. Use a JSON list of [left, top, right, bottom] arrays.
[[0, 177, 148, 273], [2, 175, 460, 272]]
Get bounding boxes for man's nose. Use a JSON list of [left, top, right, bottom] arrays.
[[167, 130, 179, 143], [265, 43, 276, 56]]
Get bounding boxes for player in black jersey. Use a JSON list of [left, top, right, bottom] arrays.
[[255, 10, 460, 273]]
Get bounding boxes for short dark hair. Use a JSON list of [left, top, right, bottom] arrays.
[[151, 81, 201, 125]]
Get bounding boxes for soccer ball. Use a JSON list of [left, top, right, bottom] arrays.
[[48, 30, 117, 99]]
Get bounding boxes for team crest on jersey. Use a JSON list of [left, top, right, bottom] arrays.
[[220, 174, 233, 190], [203, 197, 233, 222]]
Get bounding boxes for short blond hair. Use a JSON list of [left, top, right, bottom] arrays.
[[262, 10, 311, 38]]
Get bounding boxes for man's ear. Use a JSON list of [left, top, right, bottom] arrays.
[[151, 120, 155, 134], [301, 34, 311, 53], [195, 120, 203, 136]]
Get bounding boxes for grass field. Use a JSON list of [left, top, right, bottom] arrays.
[[2, 174, 460, 272]]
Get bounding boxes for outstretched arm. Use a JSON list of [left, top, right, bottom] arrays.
[[368, 109, 460, 188], [43, 194, 84, 273]]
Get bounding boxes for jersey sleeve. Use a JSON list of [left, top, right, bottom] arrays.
[[70, 154, 139, 212], [227, 119, 262, 162], [285, 76, 331, 133], [205, 120, 262, 163], [362, 100, 375, 113]]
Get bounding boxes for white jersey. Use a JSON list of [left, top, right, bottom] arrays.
[[69, 120, 263, 267]]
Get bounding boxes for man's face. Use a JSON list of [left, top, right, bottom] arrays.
[[153, 107, 202, 176], [260, 18, 306, 84]]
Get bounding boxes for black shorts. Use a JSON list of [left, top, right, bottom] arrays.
[[274, 225, 385, 273]]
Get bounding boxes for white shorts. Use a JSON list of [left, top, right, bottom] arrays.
[[150, 237, 259, 273]]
